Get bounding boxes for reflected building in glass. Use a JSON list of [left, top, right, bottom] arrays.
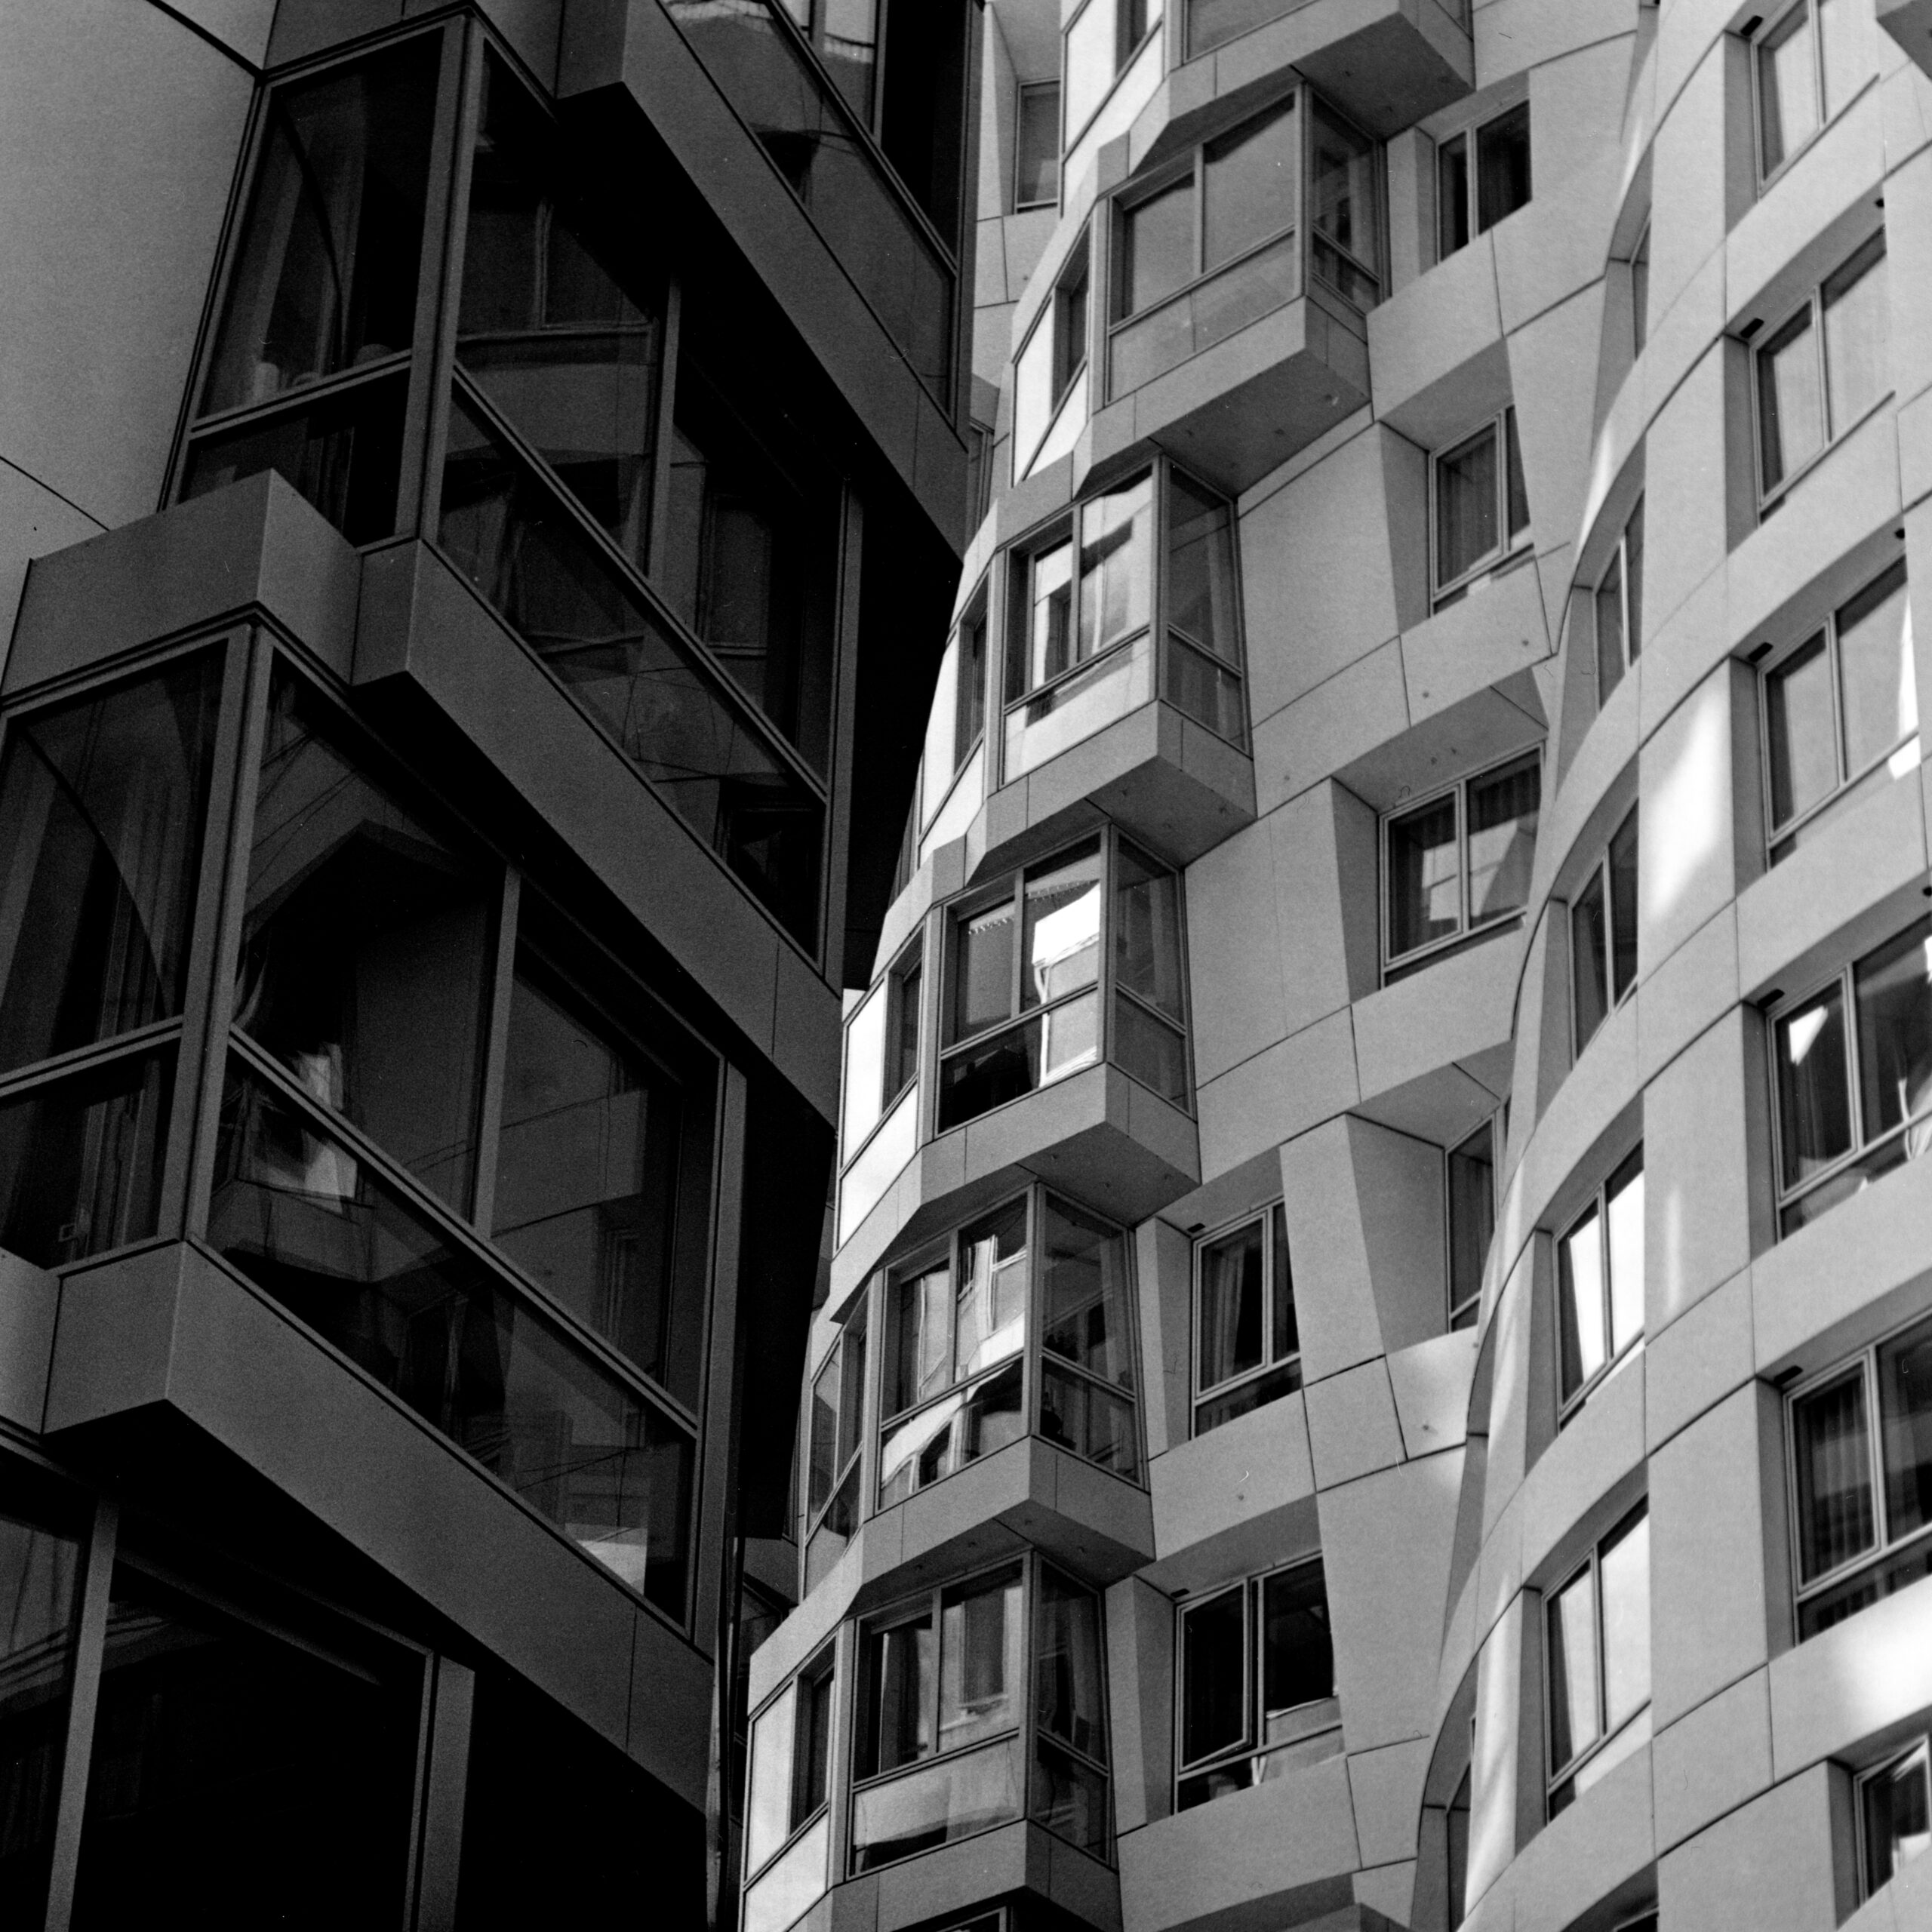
[[0, 0, 978, 1925]]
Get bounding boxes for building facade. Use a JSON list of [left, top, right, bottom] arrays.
[[753, 3, 1932, 1932], [0, 1, 979, 1925]]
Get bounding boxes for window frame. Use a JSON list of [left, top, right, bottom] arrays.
[[1569, 804, 1639, 1057], [1429, 405, 1531, 607], [1855, 1734, 1932, 1899], [802, 1305, 869, 1592], [1555, 1143, 1645, 1422], [1062, 0, 1164, 155], [1750, 0, 1869, 189], [1592, 495, 1645, 705], [1435, 98, 1532, 262], [1014, 78, 1063, 211], [742, 1641, 838, 1894], [1380, 748, 1542, 978], [1445, 1113, 1500, 1333], [1013, 226, 1093, 478], [1190, 1201, 1300, 1435]]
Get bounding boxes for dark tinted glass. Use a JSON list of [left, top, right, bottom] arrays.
[[1121, 180, 1193, 317], [0, 654, 221, 1077], [1260, 1561, 1332, 1716], [1878, 1313, 1932, 1543], [1203, 99, 1296, 272], [1016, 82, 1061, 208], [1607, 810, 1639, 1001], [239, 671, 493, 1212], [1035, 1567, 1106, 1766], [1475, 103, 1531, 232], [1863, 1745, 1932, 1896], [1188, 0, 1294, 55], [1571, 866, 1610, 1050], [956, 612, 987, 758], [1776, 984, 1853, 1186], [1793, 1367, 1875, 1583], [1041, 1195, 1133, 1387], [795, 1665, 834, 1821], [1438, 132, 1470, 257], [857, 1614, 934, 1776], [1168, 472, 1239, 662], [1270, 1203, 1297, 1361], [202, 40, 439, 414], [1447, 1120, 1494, 1324], [1180, 1586, 1247, 1765], [1853, 916, 1932, 1142]]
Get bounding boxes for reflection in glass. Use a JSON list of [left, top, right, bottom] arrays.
[[1758, 306, 1823, 493], [238, 672, 492, 1212], [1436, 423, 1498, 586], [1879, 1318, 1932, 1544], [955, 1201, 1029, 1381], [1571, 866, 1610, 1051], [1823, 235, 1887, 440], [1015, 82, 1061, 208], [877, 1359, 1025, 1505], [1852, 918, 1932, 1143], [1309, 100, 1380, 308], [1041, 1196, 1133, 1389], [1388, 795, 1458, 958], [1198, 1219, 1263, 1389], [1836, 563, 1916, 781], [1863, 1740, 1932, 1895], [1475, 103, 1531, 232], [0, 655, 221, 1078], [1076, 479, 1153, 661], [938, 1569, 1023, 1754], [1767, 632, 1838, 828], [1181, 1586, 1246, 1767], [1558, 1204, 1605, 1402], [1203, 98, 1296, 273], [1468, 757, 1540, 923], [937, 993, 1099, 1128], [210, 1067, 694, 1615], [1022, 846, 1102, 1010], [1120, 180, 1193, 318], [1598, 1510, 1650, 1730], [1166, 472, 1242, 737], [1778, 987, 1853, 1188], [848, 1734, 1023, 1872]]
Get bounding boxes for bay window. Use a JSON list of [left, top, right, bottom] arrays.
[[1383, 751, 1540, 975], [1193, 1204, 1299, 1434], [1594, 497, 1644, 705], [1571, 806, 1638, 1054], [1437, 102, 1531, 260], [1755, 0, 1869, 181], [1787, 1306, 1932, 1637], [743, 1650, 835, 1932], [1761, 560, 1917, 862], [1432, 406, 1531, 606], [1859, 1738, 1931, 1897], [1545, 1503, 1651, 1815], [1771, 915, 1932, 1234], [1556, 1147, 1644, 1417], [1176, 1556, 1338, 1808], [804, 1307, 869, 1591]]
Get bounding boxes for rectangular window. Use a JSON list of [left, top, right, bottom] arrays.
[[1176, 1557, 1338, 1808], [1755, 0, 1868, 180], [1556, 1146, 1644, 1415], [1594, 497, 1644, 705], [745, 1649, 835, 1883], [1788, 1308, 1932, 1638], [1447, 1117, 1497, 1332], [1309, 97, 1383, 310], [1032, 1567, 1110, 1855], [1546, 1503, 1651, 1815], [1772, 914, 1932, 1234], [804, 1307, 869, 1591], [1165, 469, 1245, 743], [1187, 0, 1295, 57], [1858, 1737, 1931, 1897], [1437, 101, 1531, 261], [1762, 560, 1917, 860], [1013, 229, 1094, 480], [1432, 407, 1531, 603], [1571, 805, 1638, 1054], [1016, 81, 1062, 209], [840, 934, 924, 1166], [1756, 231, 1887, 505], [1194, 1204, 1299, 1433], [1063, 0, 1157, 147], [1383, 751, 1540, 973]]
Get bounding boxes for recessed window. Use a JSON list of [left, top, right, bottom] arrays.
[[1755, 0, 1869, 180], [1556, 1146, 1644, 1417], [1166, 470, 1246, 743], [1193, 1204, 1299, 1433], [1546, 1503, 1651, 1815], [1771, 914, 1932, 1235], [1432, 407, 1531, 605], [1014, 228, 1093, 475], [802, 1307, 868, 1591], [1015, 80, 1062, 209], [1383, 751, 1541, 974], [1755, 230, 1887, 506], [1447, 1117, 1497, 1332], [1789, 1309, 1932, 1639], [1594, 497, 1644, 705], [743, 1649, 835, 1932], [1571, 806, 1638, 1054], [1437, 101, 1531, 260], [1176, 1558, 1338, 1808], [1858, 1737, 1931, 1897], [840, 934, 924, 1167], [1761, 560, 1917, 862], [1064, 0, 1161, 149]]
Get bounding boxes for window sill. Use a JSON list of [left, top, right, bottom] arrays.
[[1432, 540, 1535, 613], [1382, 911, 1525, 986]]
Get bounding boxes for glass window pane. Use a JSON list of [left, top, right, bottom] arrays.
[[821, 0, 878, 115], [1436, 425, 1500, 586], [1546, 1566, 1600, 1772], [1852, 918, 1932, 1142], [1310, 100, 1379, 299], [837, 1308, 869, 1474], [1033, 1737, 1109, 1855], [1013, 317, 1055, 471], [1837, 563, 1915, 777], [1022, 846, 1103, 1010], [1793, 1367, 1876, 1582], [746, 1683, 798, 1872], [1064, 0, 1113, 140], [954, 893, 1017, 1039], [808, 1360, 839, 1521], [848, 1734, 1022, 1871], [1040, 1361, 1137, 1475], [939, 1569, 1024, 1754], [1121, 180, 1194, 318], [1822, 235, 1887, 438], [1387, 794, 1461, 957], [1180, 1586, 1249, 1766], [1595, 551, 1625, 700], [1016, 82, 1061, 208], [1777, 985, 1854, 1185], [1571, 866, 1610, 1051], [1878, 1312, 1932, 1544], [955, 1199, 1029, 1382], [1114, 995, 1188, 1103], [1759, 2, 1819, 173], [1015, 540, 1074, 694], [0, 654, 222, 1078], [1168, 472, 1239, 662], [1188, 0, 1295, 57], [860, 1614, 935, 1776], [1198, 1218, 1265, 1390], [1115, 841, 1185, 1021], [1608, 810, 1639, 1002], [202, 42, 439, 414], [956, 614, 988, 764], [1438, 132, 1469, 259], [795, 1666, 834, 1822], [1599, 1510, 1651, 1730], [1035, 1569, 1106, 1761], [1505, 408, 1531, 540], [1818, 0, 1868, 117], [1604, 1152, 1644, 1360], [240, 672, 492, 1212], [889, 1263, 952, 1415], [843, 985, 888, 1156], [887, 952, 922, 1103], [1863, 1742, 1932, 1895], [1078, 477, 1154, 660], [1766, 632, 1838, 828], [1758, 306, 1823, 492], [1475, 103, 1531, 232], [1269, 1202, 1297, 1363], [1558, 1206, 1607, 1402], [1204, 98, 1297, 272], [1447, 1121, 1494, 1324], [1260, 1561, 1333, 1718], [1042, 1195, 1134, 1388], [1467, 756, 1540, 924]]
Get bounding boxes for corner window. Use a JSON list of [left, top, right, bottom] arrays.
[[1571, 806, 1638, 1054], [1761, 560, 1917, 861], [1788, 1307, 1932, 1637], [1556, 1146, 1644, 1417], [1594, 497, 1645, 704], [1016, 82, 1062, 209], [1013, 229, 1092, 475], [1771, 914, 1932, 1235], [1193, 1204, 1300, 1433], [743, 1650, 835, 1932], [1754, 0, 1869, 181], [1859, 1737, 1931, 1897], [1064, 0, 1161, 149], [1433, 406, 1531, 605], [1545, 1503, 1651, 1815], [803, 1307, 869, 1591], [1755, 231, 1887, 507], [1176, 1557, 1338, 1808], [1437, 102, 1531, 260], [1447, 1118, 1497, 1332], [1383, 751, 1540, 975]]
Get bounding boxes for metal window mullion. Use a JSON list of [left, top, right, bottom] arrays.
[[466, 864, 521, 1232], [1841, 963, 1866, 1162], [41, 1497, 118, 1932]]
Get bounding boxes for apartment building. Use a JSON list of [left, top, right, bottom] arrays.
[[751, 2, 1932, 1931], [0, 2, 978, 1924]]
